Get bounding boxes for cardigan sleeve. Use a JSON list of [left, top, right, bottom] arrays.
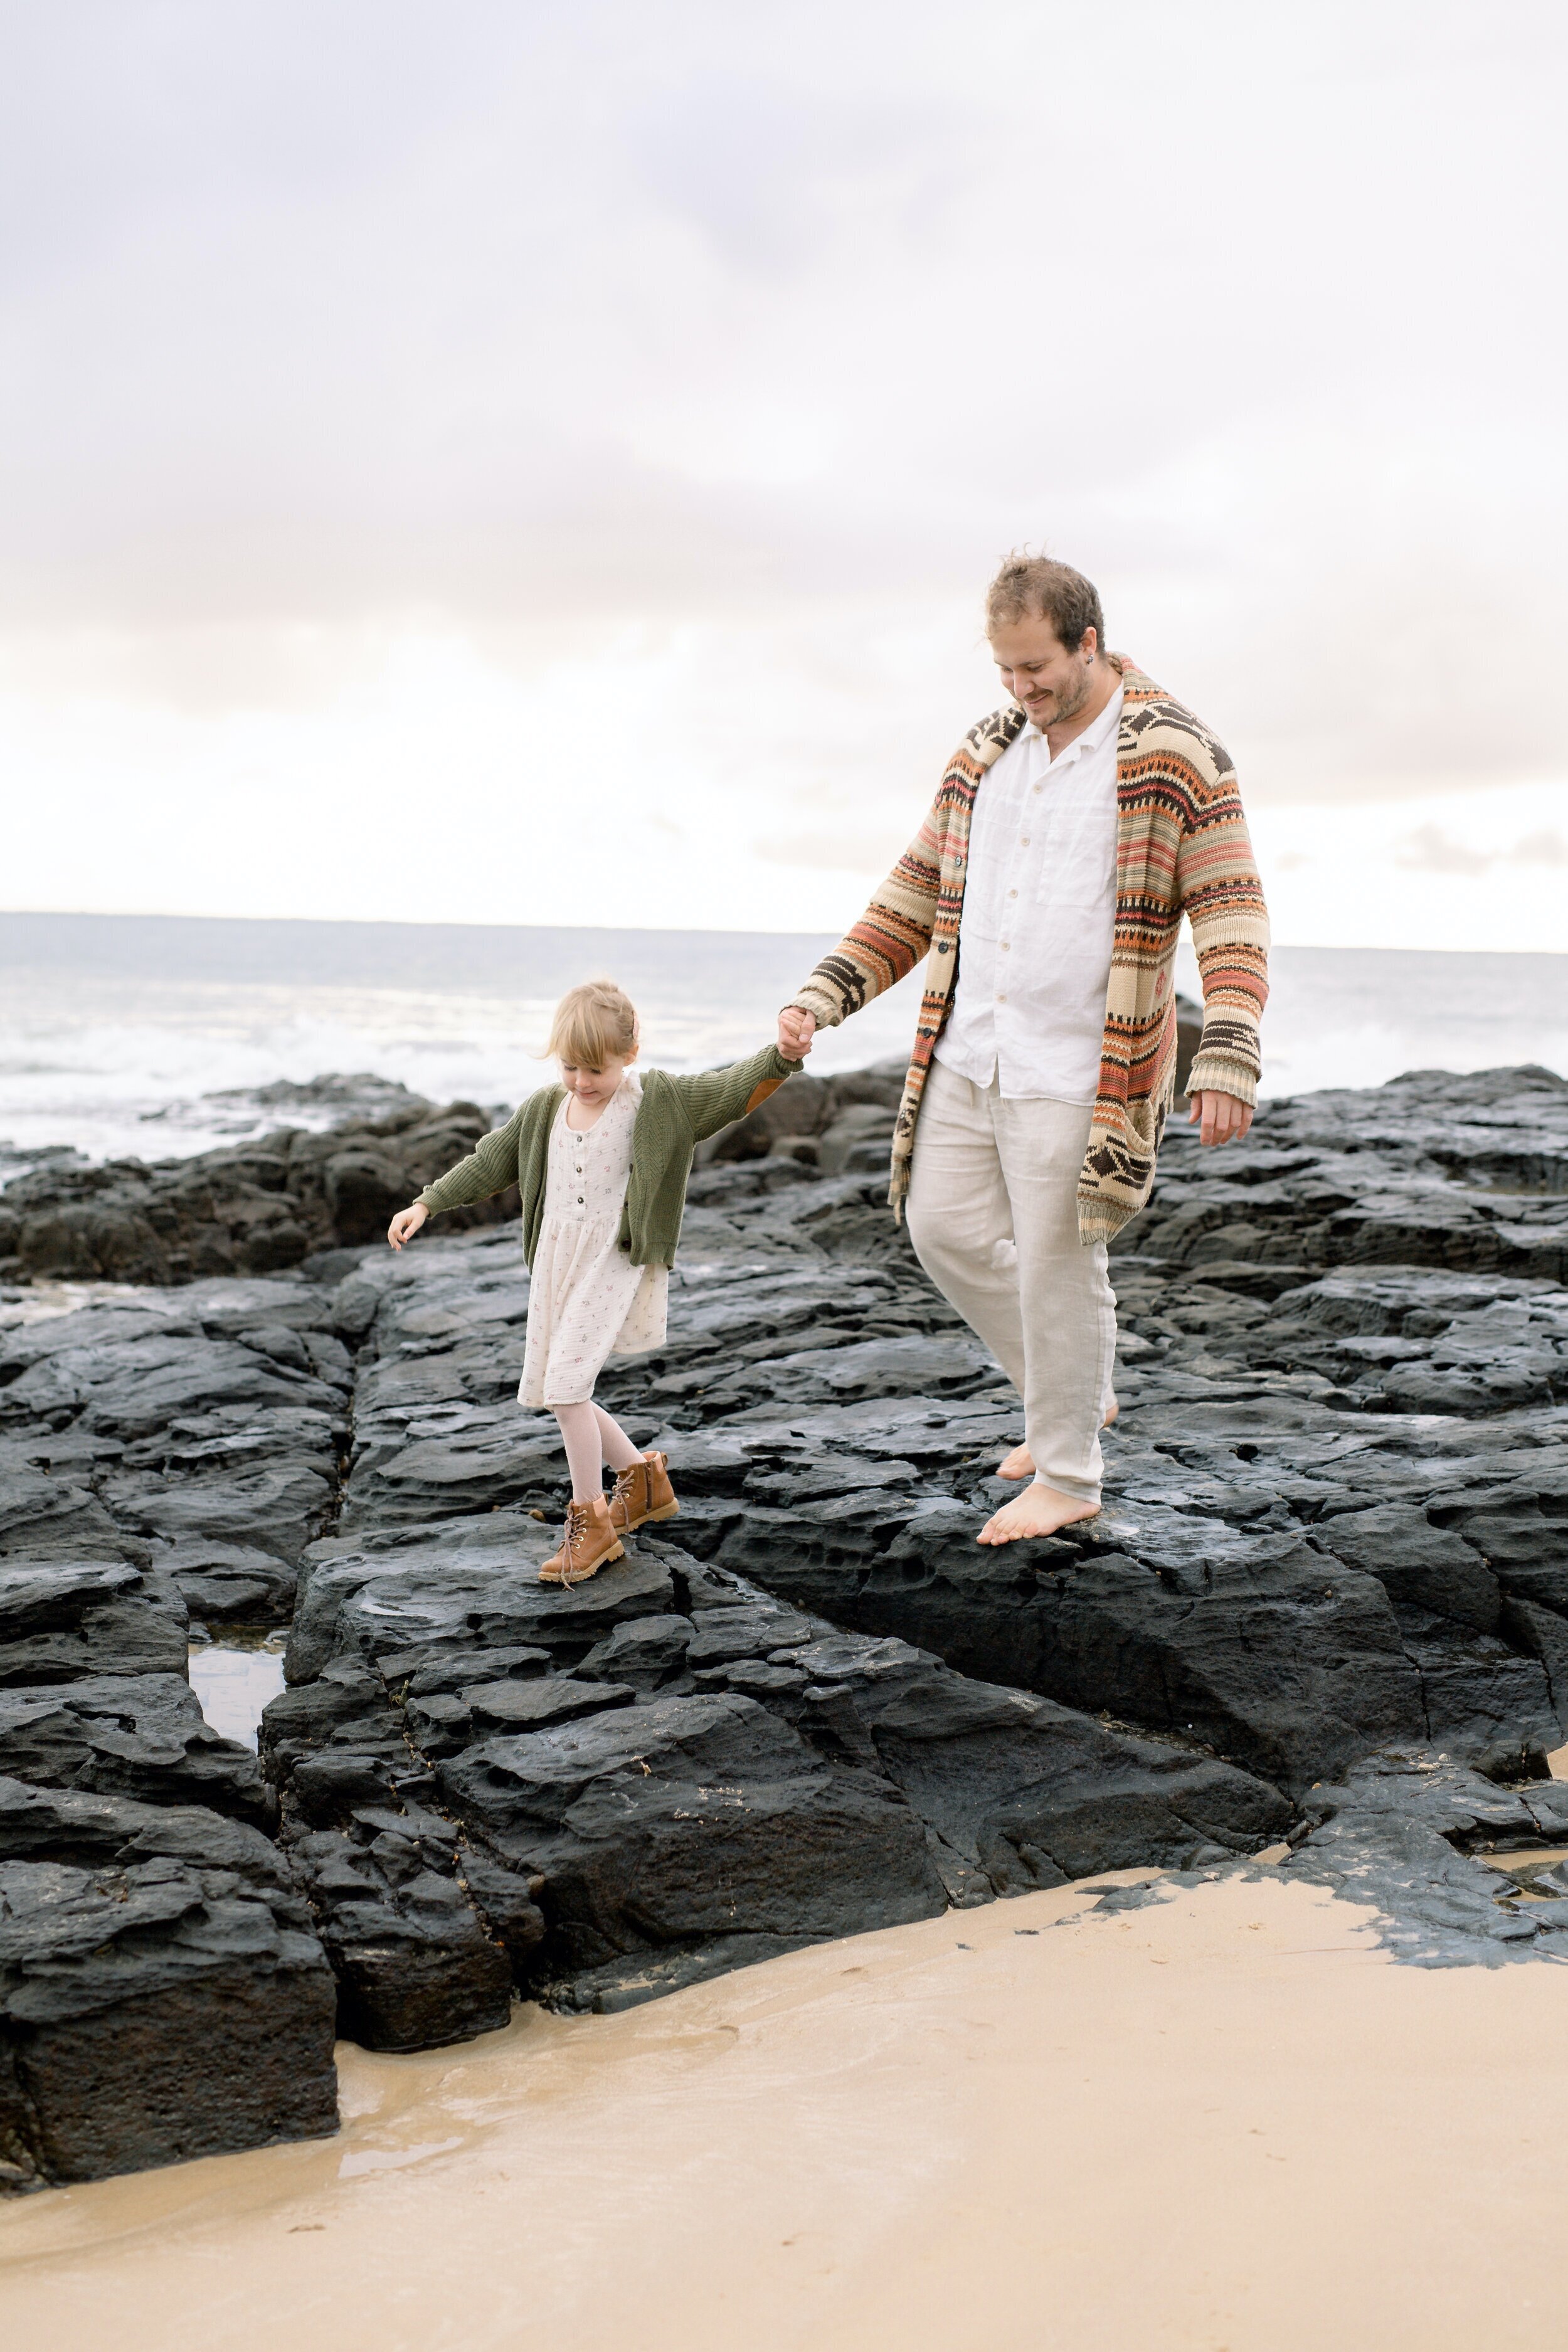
[[415, 1104, 527, 1214], [665, 1044, 802, 1143], [1175, 771, 1271, 1108], [785, 805, 944, 1030]]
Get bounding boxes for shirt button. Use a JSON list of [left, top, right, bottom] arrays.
[[1000, 941, 1010, 951], [997, 993, 1007, 1003], [1008, 888, 1017, 898], [1020, 836, 1030, 847]]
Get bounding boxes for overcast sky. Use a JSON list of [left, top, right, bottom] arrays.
[[3, 0, 1564, 947]]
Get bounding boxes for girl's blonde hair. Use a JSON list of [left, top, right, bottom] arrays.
[[546, 980, 639, 1069]]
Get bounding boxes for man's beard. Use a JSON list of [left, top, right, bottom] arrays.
[[1028, 659, 1093, 726]]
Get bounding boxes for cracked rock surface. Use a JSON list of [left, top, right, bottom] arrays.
[[3, 1057, 1567, 2188]]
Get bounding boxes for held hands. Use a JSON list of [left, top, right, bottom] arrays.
[[1188, 1090, 1253, 1148], [778, 1007, 817, 1061], [387, 1203, 428, 1251]]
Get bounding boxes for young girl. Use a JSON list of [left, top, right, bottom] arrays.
[[386, 980, 804, 1587]]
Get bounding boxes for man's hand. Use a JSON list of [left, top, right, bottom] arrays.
[[1188, 1091, 1253, 1147], [778, 1006, 817, 1061], [388, 1203, 429, 1250]]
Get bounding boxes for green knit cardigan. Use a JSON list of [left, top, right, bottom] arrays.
[[414, 1044, 802, 1269]]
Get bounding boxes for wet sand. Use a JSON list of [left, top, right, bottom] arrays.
[[5, 1869, 1567, 2352]]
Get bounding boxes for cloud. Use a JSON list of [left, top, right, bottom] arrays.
[[1397, 823, 1568, 876], [1514, 830, 1568, 869], [1, 0, 1565, 934], [1396, 824, 1490, 876]]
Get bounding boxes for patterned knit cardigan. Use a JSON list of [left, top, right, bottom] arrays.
[[788, 660, 1269, 1244]]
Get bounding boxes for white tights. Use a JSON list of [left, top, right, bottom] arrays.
[[550, 1401, 644, 1503]]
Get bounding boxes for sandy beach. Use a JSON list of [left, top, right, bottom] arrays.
[[6, 1867, 1567, 2352]]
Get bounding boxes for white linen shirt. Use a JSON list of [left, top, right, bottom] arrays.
[[935, 682, 1123, 1104]]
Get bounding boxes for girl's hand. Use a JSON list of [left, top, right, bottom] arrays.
[[388, 1203, 428, 1250], [778, 1007, 816, 1060]]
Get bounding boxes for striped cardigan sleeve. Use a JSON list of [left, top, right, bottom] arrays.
[[788, 811, 945, 1029], [1176, 766, 1270, 1107]]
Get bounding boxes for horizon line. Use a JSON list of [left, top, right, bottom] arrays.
[[1, 908, 1566, 961]]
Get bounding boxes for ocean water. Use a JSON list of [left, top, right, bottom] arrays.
[[3, 911, 1566, 1168]]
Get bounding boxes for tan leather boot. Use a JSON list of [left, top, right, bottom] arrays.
[[608, 1449, 680, 1536], [539, 1496, 625, 1586]]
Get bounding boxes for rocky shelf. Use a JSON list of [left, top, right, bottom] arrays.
[[4, 1055, 1568, 2190]]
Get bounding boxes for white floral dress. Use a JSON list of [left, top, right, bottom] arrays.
[[517, 1071, 669, 1408]]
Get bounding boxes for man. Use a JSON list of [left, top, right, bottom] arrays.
[[778, 554, 1268, 1544]]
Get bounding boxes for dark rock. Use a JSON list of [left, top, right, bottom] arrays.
[[154, 1539, 299, 1626], [700, 1059, 906, 1165], [0, 1772, 290, 1880], [2, 1087, 516, 1282], [818, 1105, 898, 1178], [1312, 1504, 1502, 1631], [464, 1676, 637, 1733], [0, 1776, 336, 2189], [0, 1559, 189, 1686], [578, 1615, 694, 1692], [707, 1507, 1425, 1792], [816, 1641, 1292, 1887], [1173, 991, 1204, 1096], [0, 1674, 272, 1825], [1283, 1753, 1568, 1964], [258, 1660, 521, 2050], [6, 1056, 1568, 2176], [440, 1690, 951, 1981], [283, 1820, 512, 2052]]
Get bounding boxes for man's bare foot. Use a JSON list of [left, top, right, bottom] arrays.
[[995, 1397, 1119, 1482], [978, 1485, 1100, 1544]]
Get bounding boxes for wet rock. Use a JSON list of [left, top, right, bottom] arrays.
[[439, 1688, 951, 1984], [1284, 1752, 1568, 1964], [0, 1278, 348, 1578], [4, 1056, 1568, 2164], [578, 1614, 694, 1693], [702, 1505, 1424, 1791], [154, 1539, 299, 1626], [0, 1559, 189, 1686], [0, 1674, 272, 1825], [700, 1059, 906, 1165], [1, 1088, 516, 1282], [818, 1104, 898, 1178], [1310, 1503, 1502, 1630], [0, 1455, 151, 1566], [774, 1632, 1293, 1887], [283, 1816, 514, 2052], [0, 1776, 336, 2190], [258, 1660, 519, 2050]]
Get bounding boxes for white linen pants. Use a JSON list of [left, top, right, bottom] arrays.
[[905, 1060, 1117, 1504]]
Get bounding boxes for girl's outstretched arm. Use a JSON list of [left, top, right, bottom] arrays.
[[669, 1043, 804, 1144], [413, 1103, 529, 1216]]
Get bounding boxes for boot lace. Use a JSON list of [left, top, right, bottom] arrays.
[[559, 1500, 594, 1587]]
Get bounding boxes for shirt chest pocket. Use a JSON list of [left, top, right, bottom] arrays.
[[1030, 791, 1117, 911]]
